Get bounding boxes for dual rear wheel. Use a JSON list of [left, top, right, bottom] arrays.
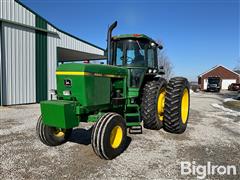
[[141, 78, 167, 130], [141, 77, 190, 133]]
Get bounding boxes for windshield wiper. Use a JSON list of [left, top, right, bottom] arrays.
[[136, 40, 144, 56]]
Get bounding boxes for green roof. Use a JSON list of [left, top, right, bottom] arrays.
[[113, 34, 157, 43]]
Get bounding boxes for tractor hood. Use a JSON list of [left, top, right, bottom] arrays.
[[56, 63, 127, 77], [55, 63, 128, 108]]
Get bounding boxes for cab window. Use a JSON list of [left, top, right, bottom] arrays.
[[114, 39, 156, 67], [147, 48, 155, 67], [125, 40, 146, 66], [116, 41, 124, 66]]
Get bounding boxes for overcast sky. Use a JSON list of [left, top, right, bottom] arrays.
[[21, 0, 239, 81]]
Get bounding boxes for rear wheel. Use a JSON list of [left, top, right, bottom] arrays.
[[141, 78, 167, 130], [36, 116, 72, 146], [91, 113, 127, 160], [163, 77, 190, 133]]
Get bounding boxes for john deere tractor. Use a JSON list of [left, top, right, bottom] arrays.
[[36, 21, 190, 160]]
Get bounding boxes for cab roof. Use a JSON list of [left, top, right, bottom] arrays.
[[112, 34, 158, 44]]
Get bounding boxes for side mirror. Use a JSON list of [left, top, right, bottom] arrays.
[[158, 66, 165, 75]]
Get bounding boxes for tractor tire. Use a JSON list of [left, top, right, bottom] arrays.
[[36, 116, 72, 146], [163, 77, 190, 134], [141, 78, 167, 130], [91, 113, 127, 160]]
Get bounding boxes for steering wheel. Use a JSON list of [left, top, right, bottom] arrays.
[[121, 56, 134, 64]]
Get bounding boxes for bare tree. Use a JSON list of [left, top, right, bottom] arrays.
[[156, 40, 173, 80], [233, 58, 240, 74]]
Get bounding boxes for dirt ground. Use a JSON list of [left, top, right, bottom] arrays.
[[0, 91, 239, 179]]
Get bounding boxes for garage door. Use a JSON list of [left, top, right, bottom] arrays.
[[222, 79, 236, 89]]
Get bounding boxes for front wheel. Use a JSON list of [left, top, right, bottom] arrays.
[[91, 113, 127, 160], [36, 116, 72, 146], [163, 77, 190, 134]]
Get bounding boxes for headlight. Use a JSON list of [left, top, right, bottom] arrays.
[[148, 69, 153, 73], [153, 69, 158, 73], [49, 89, 57, 100], [151, 42, 156, 47], [49, 89, 57, 95], [63, 90, 71, 96]]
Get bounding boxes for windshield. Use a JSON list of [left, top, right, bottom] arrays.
[[208, 78, 220, 84], [114, 39, 156, 67]]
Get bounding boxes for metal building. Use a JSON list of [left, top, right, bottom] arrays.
[[0, 0, 105, 105]]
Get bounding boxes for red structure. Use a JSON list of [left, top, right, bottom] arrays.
[[198, 65, 240, 90]]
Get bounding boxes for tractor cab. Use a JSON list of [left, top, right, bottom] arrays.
[[111, 34, 162, 87], [107, 21, 163, 88]]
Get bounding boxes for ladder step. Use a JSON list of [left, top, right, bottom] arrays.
[[127, 122, 141, 126], [129, 126, 142, 134], [127, 104, 139, 108], [125, 113, 139, 117]]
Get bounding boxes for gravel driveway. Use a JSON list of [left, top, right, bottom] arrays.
[[0, 91, 239, 179]]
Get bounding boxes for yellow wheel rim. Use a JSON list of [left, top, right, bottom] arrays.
[[53, 128, 65, 138], [110, 125, 123, 149], [157, 89, 166, 121], [181, 88, 189, 124]]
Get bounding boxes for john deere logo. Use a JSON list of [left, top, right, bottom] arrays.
[[64, 79, 72, 87]]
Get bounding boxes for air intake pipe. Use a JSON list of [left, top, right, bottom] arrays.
[[107, 21, 117, 65]]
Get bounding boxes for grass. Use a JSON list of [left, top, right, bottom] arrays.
[[223, 101, 240, 112]]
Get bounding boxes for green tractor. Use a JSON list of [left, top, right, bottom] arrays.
[[36, 21, 190, 160]]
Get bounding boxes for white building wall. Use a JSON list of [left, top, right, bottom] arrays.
[[0, 0, 36, 105], [0, 0, 35, 26], [0, 0, 105, 104], [47, 24, 104, 98], [47, 33, 58, 97], [2, 22, 36, 105], [222, 79, 236, 89], [203, 79, 208, 90]]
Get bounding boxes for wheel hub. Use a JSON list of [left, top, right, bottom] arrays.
[[53, 128, 66, 138], [181, 88, 189, 124], [157, 90, 166, 121], [110, 125, 123, 149]]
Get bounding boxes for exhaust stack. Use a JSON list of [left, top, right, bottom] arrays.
[[107, 21, 117, 65]]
